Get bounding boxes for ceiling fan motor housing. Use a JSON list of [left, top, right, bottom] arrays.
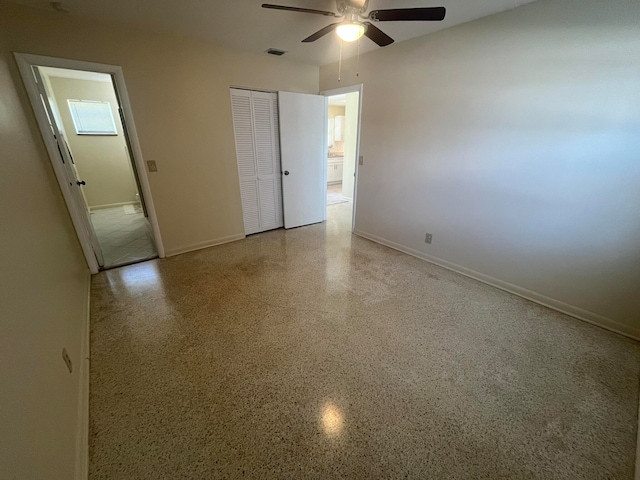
[[337, 0, 370, 15]]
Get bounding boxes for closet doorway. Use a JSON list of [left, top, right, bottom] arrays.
[[230, 88, 326, 234], [230, 89, 284, 234]]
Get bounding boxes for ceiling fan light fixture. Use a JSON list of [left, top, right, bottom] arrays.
[[336, 22, 366, 42]]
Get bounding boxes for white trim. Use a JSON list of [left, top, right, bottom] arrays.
[[354, 229, 640, 341], [165, 233, 245, 257], [323, 96, 329, 221], [89, 201, 138, 211], [14, 53, 166, 269], [39, 66, 112, 83], [320, 84, 364, 97], [321, 84, 363, 232], [74, 272, 91, 480], [111, 63, 165, 259], [15, 55, 101, 273]]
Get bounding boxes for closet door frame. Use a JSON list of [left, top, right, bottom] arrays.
[[230, 88, 284, 235]]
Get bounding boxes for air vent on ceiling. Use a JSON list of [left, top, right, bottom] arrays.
[[266, 48, 287, 56], [50, 1, 70, 13]]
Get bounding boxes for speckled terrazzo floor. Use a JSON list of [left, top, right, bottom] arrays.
[[89, 202, 640, 479]]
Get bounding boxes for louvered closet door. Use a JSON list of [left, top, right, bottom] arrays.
[[231, 89, 260, 234], [252, 91, 281, 231], [230, 88, 284, 235]]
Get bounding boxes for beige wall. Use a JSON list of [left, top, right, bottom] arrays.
[[49, 76, 138, 208], [0, 17, 90, 480], [320, 0, 640, 336], [328, 105, 345, 118], [1, 1, 318, 255]]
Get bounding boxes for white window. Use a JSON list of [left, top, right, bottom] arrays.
[[67, 99, 117, 135]]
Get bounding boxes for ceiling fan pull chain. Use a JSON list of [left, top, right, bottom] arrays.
[[338, 39, 343, 83], [356, 38, 360, 77]]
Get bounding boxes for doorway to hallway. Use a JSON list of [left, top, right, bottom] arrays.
[[40, 66, 157, 268], [16, 54, 164, 273], [325, 88, 361, 228]]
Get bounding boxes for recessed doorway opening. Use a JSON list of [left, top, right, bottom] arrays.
[[324, 88, 361, 229], [15, 54, 164, 273], [40, 67, 157, 268]]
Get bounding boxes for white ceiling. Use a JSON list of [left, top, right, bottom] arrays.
[[13, 0, 538, 66]]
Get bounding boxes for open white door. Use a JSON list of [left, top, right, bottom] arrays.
[[33, 66, 105, 267], [278, 92, 326, 229]]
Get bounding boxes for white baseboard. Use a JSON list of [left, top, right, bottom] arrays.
[[89, 201, 138, 211], [353, 229, 640, 341], [165, 233, 246, 257], [75, 271, 91, 480]]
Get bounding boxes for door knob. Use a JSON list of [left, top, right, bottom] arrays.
[[283, 171, 290, 176], [76, 180, 86, 185]]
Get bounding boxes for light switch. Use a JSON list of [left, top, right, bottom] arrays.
[[147, 160, 158, 172], [359, 156, 364, 165]]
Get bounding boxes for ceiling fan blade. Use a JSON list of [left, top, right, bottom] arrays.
[[302, 22, 341, 42], [368, 7, 446, 22], [362, 22, 394, 47], [262, 4, 339, 17]]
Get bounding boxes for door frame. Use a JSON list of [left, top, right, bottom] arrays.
[[14, 53, 165, 273], [31, 65, 106, 267], [320, 84, 363, 232]]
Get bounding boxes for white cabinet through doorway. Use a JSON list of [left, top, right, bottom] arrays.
[[230, 89, 283, 235], [327, 157, 343, 184]]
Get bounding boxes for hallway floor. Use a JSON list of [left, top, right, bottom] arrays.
[[90, 205, 157, 268], [327, 182, 348, 205], [89, 202, 640, 479]]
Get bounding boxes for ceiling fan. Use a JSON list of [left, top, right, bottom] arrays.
[[262, 0, 446, 47]]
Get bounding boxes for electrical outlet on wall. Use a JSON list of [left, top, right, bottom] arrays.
[[62, 347, 72, 373], [147, 160, 158, 172], [425, 233, 433, 244]]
